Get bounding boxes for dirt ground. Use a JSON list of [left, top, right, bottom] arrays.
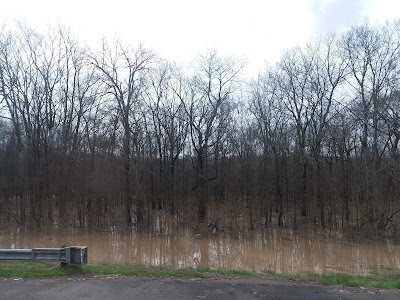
[[1, 276, 399, 300]]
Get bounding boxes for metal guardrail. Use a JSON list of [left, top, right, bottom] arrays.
[[0, 246, 88, 266]]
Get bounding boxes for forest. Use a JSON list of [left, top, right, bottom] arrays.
[[0, 21, 400, 236]]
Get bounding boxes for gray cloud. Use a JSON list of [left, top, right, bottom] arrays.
[[309, 0, 372, 34]]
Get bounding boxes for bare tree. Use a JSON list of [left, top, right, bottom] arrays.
[[307, 36, 346, 227], [275, 46, 315, 217], [0, 24, 67, 225], [176, 50, 244, 222], [90, 39, 156, 225], [249, 69, 290, 227], [144, 63, 188, 214], [341, 21, 400, 225]]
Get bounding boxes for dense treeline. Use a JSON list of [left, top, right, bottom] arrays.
[[1, 21, 400, 234]]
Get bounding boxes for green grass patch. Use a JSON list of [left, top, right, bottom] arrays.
[[277, 272, 400, 289], [0, 261, 82, 278], [84, 264, 206, 278], [1, 261, 400, 289], [319, 273, 400, 289]]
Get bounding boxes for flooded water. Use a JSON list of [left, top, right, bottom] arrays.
[[1, 224, 399, 275]]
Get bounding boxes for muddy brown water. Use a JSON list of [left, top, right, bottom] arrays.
[[1, 224, 399, 275]]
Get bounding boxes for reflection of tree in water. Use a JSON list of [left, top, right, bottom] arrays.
[[2, 227, 400, 274]]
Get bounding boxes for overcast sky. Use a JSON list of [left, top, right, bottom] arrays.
[[1, 0, 400, 76]]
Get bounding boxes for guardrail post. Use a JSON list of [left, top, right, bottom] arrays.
[[61, 245, 68, 267]]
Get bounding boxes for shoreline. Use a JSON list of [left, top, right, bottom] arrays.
[[1, 261, 399, 289]]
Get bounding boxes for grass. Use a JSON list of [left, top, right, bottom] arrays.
[[1, 261, 400, 289], [0, 261, 255, 279], [319, 273, 400, 289], [83, 264, 207, 278], [275, 272, 400, 289], [0, 261, 82, 278]]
